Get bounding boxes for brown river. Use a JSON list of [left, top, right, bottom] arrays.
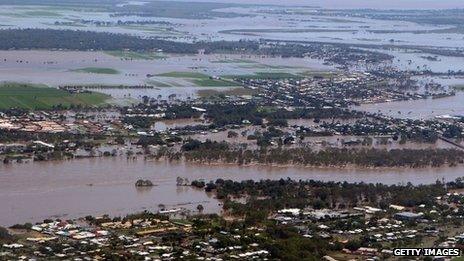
[[1, 157, 463, 226]]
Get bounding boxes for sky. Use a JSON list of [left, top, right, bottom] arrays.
[[163, 0, 464, 9]]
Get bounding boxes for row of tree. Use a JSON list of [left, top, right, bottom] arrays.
[[156, 140, 464, 168]]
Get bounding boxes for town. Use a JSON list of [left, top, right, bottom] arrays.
[[2, 1, 464, 260], [1, 69, 463, 168], [2, 178, 464, 260]]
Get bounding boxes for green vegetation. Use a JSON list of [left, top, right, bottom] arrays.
[[0, 1, 245, 19], [105, 50, 166, 60], [191, 78, 238, 87], [197, 87, 256, 98], [225, 72, 301, 80], [0, 29, 392, 67], [108, 1, 244, 19], [220, 28, 357, 34], [170, 139, 464, 168], [0, 12, 27, 18], [0, 83, 109, 110], [118, 25, 184, 36], [0, 29, 259, 55], [43, 22, 86, 28], [452, 84, 464, 91], [298, 70, 335, 78], [211, 59, 256, 64], [157, 71, 210, 78], [237, 63, 299, 69], [73, 67, 120, 75], [146, 80, 172, 88], [198, 178, 448, 224], [170, 219, 194, 226], [157, 71, 239, 87], [253, 72, 300, 79], [23, 10, 62, 17]]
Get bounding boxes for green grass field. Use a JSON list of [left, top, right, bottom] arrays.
[[0, 83, 109, 110], [197, 87, 256, 97], [452, 84, 464, 91], [238, 64, 299, 69], [105, 50, 166, 60], [211, 59, 257, 64], [298, 70, 335, 78], [45, 22, 86, 28], [146, 80, 172, 87], [73, 67, 120, 75], [157, 71, 239, 87], [224, 72, 301, 80], [156, 71, 209, 78], [23, 10, 62, 17], [191, 78, 239, 87]]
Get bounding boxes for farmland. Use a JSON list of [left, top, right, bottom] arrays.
[[157, 71, 240, 87], [105, 51, 166, 60], [73, 67, 120, 75], [0, 83, 109, 109]]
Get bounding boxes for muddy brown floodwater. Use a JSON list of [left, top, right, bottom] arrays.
[[1, 157, 463, 226]]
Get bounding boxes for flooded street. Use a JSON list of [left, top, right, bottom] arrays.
[[1, 157, 464, 226]]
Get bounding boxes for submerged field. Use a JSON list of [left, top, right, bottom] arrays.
[[224, 72, 302, 80], [157, 71, 240, 87], [105, 51, 166, 60], [73, 67, 120, 75], [452, 84, 464, 91], [0, 50, 333, 101], [0, 83, 109, 109]]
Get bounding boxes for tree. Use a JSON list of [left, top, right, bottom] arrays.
[[0, 226, 12, 240], [176, 177, 184, 186], [345, 239, 361, 251]]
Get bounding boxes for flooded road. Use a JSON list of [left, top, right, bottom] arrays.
[[1, 157, 463, 226]]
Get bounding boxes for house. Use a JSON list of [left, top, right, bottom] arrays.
[[394, 212, 422, 221], [389, 204, 405, 211]]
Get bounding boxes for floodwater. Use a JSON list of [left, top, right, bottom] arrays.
[[0, 4, 462, 48], [153, 119, 206, 132], [2, 3, 464, 227], [357, 76, 464, 119], [1, 157, 463, 226], [0, 50, 331, 101], [358, 92, 464, 119]]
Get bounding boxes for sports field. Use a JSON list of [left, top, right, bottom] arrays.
[[0, 83, 109, 109]]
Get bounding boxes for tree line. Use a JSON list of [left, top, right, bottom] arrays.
[[0, 29, 393, 67], [156, 140, 464, 168], [0, 29, 259, 54]]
